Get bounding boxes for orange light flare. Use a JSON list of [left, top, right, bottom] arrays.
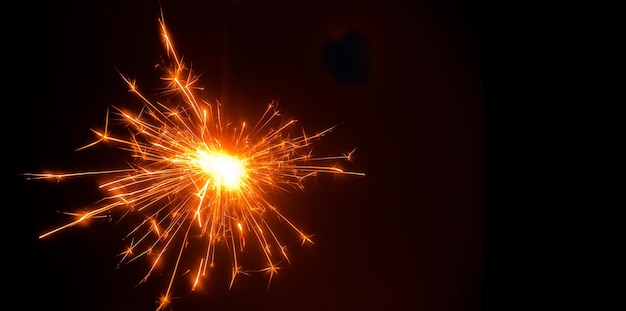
[[25, 13, 364, 310]]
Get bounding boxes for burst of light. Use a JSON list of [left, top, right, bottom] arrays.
[[25, 13, 363, 310]]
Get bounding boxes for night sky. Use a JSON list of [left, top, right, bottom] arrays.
[[10, 0, 482, 310]]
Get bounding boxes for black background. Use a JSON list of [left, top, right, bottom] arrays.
[[9, 0, 482, 310]]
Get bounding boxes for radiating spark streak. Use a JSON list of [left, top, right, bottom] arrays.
[[192, 258, 204, 291], [23, 169, 136, 180], [27, 13, 364, 310]]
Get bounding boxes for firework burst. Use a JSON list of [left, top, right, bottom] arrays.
[[26, 13, 363, 310]]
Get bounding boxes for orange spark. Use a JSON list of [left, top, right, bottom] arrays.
[[25, 12, 363, 310]]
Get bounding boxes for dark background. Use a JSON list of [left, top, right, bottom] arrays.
[[9, 0, 482, 310]]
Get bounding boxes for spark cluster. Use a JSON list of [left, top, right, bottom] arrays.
[[26, 15, 363, 310]]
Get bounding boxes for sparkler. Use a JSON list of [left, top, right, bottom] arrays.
[[26, 12, 363, 310]]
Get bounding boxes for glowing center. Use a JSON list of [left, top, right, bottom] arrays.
[[195, 149, 247, 190]]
